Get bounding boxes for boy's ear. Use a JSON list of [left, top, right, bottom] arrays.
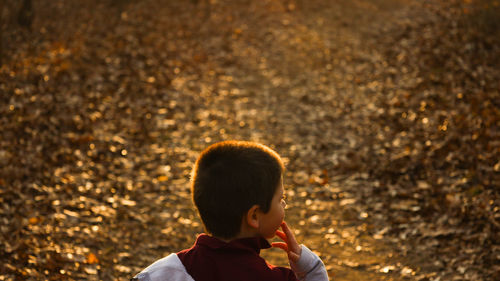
[[246, 205, 260, 229]]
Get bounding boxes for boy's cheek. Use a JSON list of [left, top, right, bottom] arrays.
[[265, 232, 276, 239]]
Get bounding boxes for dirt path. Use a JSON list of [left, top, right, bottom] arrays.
[[199, 1, 426, 279], [123, 0, 428, 279]]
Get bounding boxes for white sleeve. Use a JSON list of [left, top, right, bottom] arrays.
[[290, 245, 329, 281], [132, 254, 195, 281]]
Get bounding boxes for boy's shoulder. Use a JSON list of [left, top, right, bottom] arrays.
[[132, 253, 194, 281]]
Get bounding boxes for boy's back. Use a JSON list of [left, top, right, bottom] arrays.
[[177, 234, 297, 281]]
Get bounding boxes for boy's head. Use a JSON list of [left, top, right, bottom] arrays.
[[191, 141, 285, 240]]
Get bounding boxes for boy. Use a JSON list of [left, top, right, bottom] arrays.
[[133, 141, 329, 281]]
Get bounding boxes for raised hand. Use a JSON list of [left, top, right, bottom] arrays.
[[271, 221, 302, 263]]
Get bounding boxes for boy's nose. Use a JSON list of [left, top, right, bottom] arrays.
[[281, 200, 287, 208]]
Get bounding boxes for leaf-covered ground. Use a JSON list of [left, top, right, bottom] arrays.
[[1, 0, 499, 280]]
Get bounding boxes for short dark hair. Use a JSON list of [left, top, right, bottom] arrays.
[[191, 141, 284, 239]]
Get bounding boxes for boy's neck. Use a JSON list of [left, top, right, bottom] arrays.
[[213, 228, 261, 243]]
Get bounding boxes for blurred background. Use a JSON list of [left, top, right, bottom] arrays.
[[1, 0, 499, 280]]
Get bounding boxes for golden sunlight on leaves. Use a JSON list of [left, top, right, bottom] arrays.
[[86, 253, 99, 265], [28, 217, 41, 225], [157, 175, 168, 182]]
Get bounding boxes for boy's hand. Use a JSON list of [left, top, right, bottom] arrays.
[[271, 221, 302, 263]]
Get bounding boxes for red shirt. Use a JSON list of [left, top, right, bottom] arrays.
[[177, 234, 298, 281]]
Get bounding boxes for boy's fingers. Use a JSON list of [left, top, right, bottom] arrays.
[[275, 230, 287, 242], [281, 222, 298, 245], [271, 242, 288, 251], [281, 222, 293, 237]]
